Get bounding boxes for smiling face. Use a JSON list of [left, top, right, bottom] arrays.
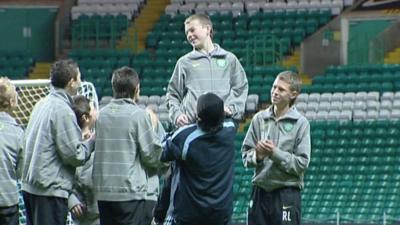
[[184, 18, 212, 50], [271, 77, 293, 108], [270, 71, 301, 108]]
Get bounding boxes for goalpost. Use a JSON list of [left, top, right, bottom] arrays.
[[12, 79, 98, 225], [11, 79, 99, 127]]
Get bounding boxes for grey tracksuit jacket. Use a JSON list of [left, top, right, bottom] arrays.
[[166, 44, 248, 125], [242, 106, 311, 192], [93, 98, 164, 202], [0, 112, 24, 207], [21, 88, 93, 198]]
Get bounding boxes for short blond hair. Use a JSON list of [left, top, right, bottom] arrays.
[[0, 77, 17, 111], [184, 14, 213, 37], [276, 71, 301, 106]]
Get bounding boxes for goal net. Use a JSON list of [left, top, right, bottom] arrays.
[[11, 79, 98, 225], [11, 79, 98, 127]]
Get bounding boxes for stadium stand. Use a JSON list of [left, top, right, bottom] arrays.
[[0, 52, 34, 79], [2, 0, 400, 224]]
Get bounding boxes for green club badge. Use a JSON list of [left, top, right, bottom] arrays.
[[0, 122, 4, 130], [283, 122, 294, 133], [216, 59, 227, 68], [111, 106, 119, 113]]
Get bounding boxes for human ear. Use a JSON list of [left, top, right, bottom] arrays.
[[82, 114, 89, 125], [291, 91, 299, 99], [10, 95, 17, 108]]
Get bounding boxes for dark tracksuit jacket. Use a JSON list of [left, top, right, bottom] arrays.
[[160, 120, 236, 224]]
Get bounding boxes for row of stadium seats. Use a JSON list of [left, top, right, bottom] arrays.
[[307, 64, 400, 93], [295, 91, 400, 120], [78, 0, 142, 4], [246, 0, 346, 15], [0, 52, 34, 79], [166, 1, 244, 16], [69, 48, 134, 59], [326, 63, 400, 74], [71, 15, 129, 42], [297, 91, 397, 103], [165, 0, 345, 16], [71, 0, 143, 20], [70, 49, 181, 71], [313, 72, 400, 85], [301, 108, 400, 121]]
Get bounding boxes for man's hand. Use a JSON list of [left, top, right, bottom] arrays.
[[224, 106, 232, 116], [176, 114, 190, 127], [146, 108, 159, 130], [71, 203, 85, 217], [151, 218, 162, 225], [82, 130, 94, 141], [255, 140, 276, 162]]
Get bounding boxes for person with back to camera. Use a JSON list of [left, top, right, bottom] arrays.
[[242, 71, 311, 225], [93, 66, 165, 225], [166, 14, 248, 127], [161, 93, 237, 225], [21, 59, 94, 225], [68, 95, 99, 225], [0, 77, 24, 225]]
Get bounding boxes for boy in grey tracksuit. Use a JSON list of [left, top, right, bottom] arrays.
[[21, 60, 94, 225], [93, 66, 165, 225], [69, 155, 98, 225], [68, 95, 99, 225], [166, 14, 248, 127], [242, 71, 311, 225], [0, 77, 23, 225]]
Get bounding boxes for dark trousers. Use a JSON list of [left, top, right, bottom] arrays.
[[98, 200, 155, 225], [0, 205, 19, 225], [22, 191, 68, 225], [164, 214, 231, 225], [247, 186, 301, 225], [153, 166, 173, 224]]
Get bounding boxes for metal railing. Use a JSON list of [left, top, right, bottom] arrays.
[[245, 34, 285, 67]]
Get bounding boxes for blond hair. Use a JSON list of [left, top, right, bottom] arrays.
[[0, 77, 17, 111], [276, 71, 301, 106], [184, 14, 214, 38]]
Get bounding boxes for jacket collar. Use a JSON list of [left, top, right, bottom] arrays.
[[261, 105, 302, 121], [111, 98, 137, 105], [51, 88, 74, 107], [187, 44, 228, 60], [0, 112, 19, 126]]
